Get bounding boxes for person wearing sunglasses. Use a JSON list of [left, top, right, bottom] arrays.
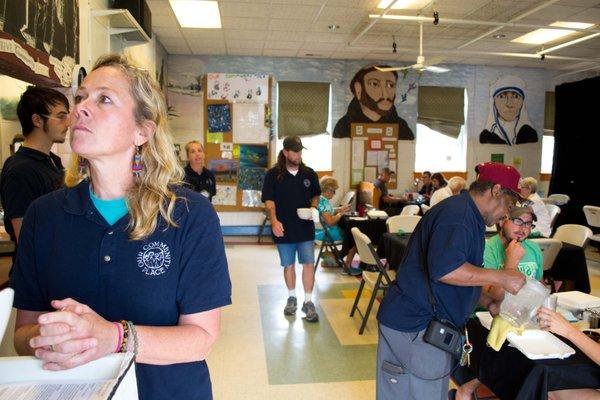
[[452, 206, 543, 400], [0, 86, 69, 249]]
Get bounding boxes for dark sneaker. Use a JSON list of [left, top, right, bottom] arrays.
[[284, 296, 297, 315], [302, 301, 319, 322], [348, 267, 363, 276]]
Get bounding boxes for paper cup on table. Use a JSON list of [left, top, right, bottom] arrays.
[[297, 208, 312, 220]]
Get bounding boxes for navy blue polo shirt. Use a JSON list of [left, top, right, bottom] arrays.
[[10, 180, 231, 400], [377, 192, 485, 332], [183, 164, 216, 202], [261, 166, 320, 243]]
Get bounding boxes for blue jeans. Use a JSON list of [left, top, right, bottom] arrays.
[[276, 241, 315, 267]]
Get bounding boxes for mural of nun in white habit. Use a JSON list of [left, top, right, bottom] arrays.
[[479, 75, 538, 145]]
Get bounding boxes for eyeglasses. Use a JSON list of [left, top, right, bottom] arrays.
[[40, 112, 69, 121], [509, 217, 535, 229]]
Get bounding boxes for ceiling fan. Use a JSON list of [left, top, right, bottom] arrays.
[[376, 23, 450, 74]]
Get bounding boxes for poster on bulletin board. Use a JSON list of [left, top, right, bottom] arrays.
[[350, 122, 399, 189], [203, 75, 272, 211]]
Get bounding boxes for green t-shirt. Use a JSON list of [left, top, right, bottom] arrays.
[[484, 235, 543, 280]]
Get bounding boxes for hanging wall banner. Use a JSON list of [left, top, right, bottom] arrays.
[[206, 73, 269, 103]]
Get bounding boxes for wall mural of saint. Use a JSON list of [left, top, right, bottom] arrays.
[[479, 75, 538, 145], [333, 65, 414, 140]]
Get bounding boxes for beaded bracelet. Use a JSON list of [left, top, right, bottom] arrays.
[[118, 320, 129, 353], [125, 321, 139, 359]]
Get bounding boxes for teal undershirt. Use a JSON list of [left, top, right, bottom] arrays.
[[89, 188, 128, 226]]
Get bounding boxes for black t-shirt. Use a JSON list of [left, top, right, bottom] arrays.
[[0, 146, 64, 242], [183, 164, 216, 202], [261, 166, 321, 243]]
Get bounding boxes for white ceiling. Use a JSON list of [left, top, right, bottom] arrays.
[[146, 0, 600, 71]]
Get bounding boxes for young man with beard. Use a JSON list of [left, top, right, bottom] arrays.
[[0, 86, 69, 246], [261, 136, 321, 322], [183, 141, 216, 202], [333, 65, 414, 140]]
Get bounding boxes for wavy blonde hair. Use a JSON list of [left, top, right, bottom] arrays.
[[65, 54, 184, 240]]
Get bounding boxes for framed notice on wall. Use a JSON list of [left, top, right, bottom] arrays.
[[350, 122, 399, 189]]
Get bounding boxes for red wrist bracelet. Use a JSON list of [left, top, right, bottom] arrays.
[[114, 321, 123, 353]]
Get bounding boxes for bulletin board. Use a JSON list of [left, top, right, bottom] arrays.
[[350, 122, 399, 190], [203, 73, 272, 211]]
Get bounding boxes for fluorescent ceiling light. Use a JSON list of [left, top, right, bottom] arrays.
[[170, 0, 222, 29], [377, 0, 431, 10], [511, 21, 594, 45]]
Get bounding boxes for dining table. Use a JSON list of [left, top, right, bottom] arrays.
[[458, 317, 600, 400], [376, 232, 411, 271], [338, 214, 388, 258]]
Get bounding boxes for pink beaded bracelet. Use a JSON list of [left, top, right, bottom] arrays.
[[114, 321, 124, 353]]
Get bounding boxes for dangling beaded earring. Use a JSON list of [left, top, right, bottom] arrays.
[[132, 145, 143, 177], [78, 157, 87, 177]]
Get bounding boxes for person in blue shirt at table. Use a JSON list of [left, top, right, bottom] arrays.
[[375, 162, 527, 400], [10, 54, 231, 400], [316, 176, 361, 276]]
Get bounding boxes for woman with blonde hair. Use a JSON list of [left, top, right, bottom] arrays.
[[10, 54, 231, 400], [316, 176, 361, 276]]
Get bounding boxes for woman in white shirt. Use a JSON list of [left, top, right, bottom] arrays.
[[429, 176, 466, 207], [520, 177, 552, 237]]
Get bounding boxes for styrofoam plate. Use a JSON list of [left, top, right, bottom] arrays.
[[555, 291, 600, 310], [507, 329, 575, 360]]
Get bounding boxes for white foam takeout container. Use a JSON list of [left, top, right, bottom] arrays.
[[555, 291, 600, 311], [476, 311, 576, 360]]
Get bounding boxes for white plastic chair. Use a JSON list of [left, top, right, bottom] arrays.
[[420, 204, 431, 214], [553, 224, 593, 247], [350, 227, 395, 334], [548, 194, 570, 206], [540, 197, 554, 205], [386, 215, 421, 234], [486, 225, 497, 233], [530, 238, 563, 272], [583, 205, 600, 245], [546, 204, 561, 231], [400, 204, 420, 216]]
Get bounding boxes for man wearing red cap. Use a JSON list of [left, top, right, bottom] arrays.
[[375, 162, 526, 400]]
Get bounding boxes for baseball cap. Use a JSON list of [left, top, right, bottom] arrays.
[[475, 162, 522, 197], [509, 206, 537, 222], [283, 136, 306, 152]]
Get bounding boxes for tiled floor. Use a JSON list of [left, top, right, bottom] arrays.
[[208, 244, 600, 400]]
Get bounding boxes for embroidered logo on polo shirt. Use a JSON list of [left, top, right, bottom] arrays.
[[137, 241, 171, 276], [304, 179, 311, 187]]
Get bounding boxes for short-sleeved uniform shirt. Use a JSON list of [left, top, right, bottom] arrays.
[[261, 166, 320, 244], [315, 195, 344, 242], [484, 235, 543, 280], [0, 146, 64, 242], [10, 180, 232, 400], [183, 164, 216, 202], [373, 178, 388, 197], [377, 192, 486, 332]]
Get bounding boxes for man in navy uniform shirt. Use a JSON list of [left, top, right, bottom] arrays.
[[262, 136, 321, 322], [0, 86, 69, 245], [183, 141, 216, 202], [375, 162, 527, 400]]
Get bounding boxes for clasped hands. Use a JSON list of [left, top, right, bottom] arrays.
[[29, 298, 118, 371]]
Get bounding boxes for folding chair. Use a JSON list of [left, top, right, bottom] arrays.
[[530, 238, 562, 293], [400, 204, 420, 216], [583, 205, 600, 246], [548, 194, 570, 206], [553, 224, 593, 247], [349, 227, 396, 334], [545, 204, 561, 233], [386, 215, 421, 234], [314, 214, 346, 271]]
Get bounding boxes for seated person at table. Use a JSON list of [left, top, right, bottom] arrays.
[[537, 307, 600, 400], [430, 172, 447, 194], [452, 206, 542, 400], [418, 170, 434, 201], [520, 177, 552, 237], [429, 176, 466, 207], [316, 176, 361, 276], [373, 168, 407, 217]]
